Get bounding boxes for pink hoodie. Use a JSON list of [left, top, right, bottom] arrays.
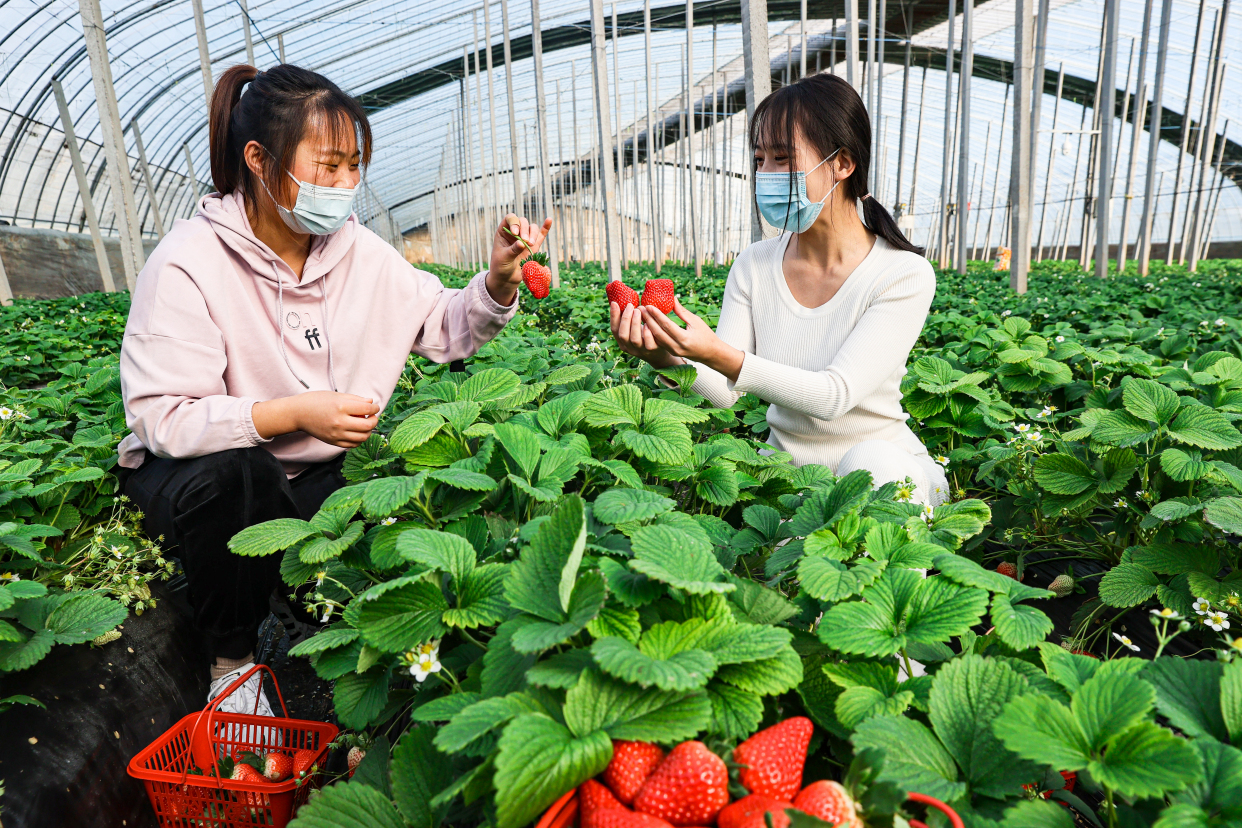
[[118, 191, 517, 476]]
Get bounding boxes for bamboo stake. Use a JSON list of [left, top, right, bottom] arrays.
[[894, 38, 912, 217], [501, 0, 524, 214], [277, 33, 286, 63], [937, 0, 956, 267], [239, 0, 255, 66], [685, 0, 700, 276], [845, 0, 860, 91], [1117, 0, 1154, 272], [1011, 0, 1034, 291], [484, 3, 502, 218], [191, 0, 214, 105], [954, 0, 972, 273], [740, 0, 771, 241], [130, 118, 165, 238], [1035, 65, 1064, 261], [644, 0, 661, 269]]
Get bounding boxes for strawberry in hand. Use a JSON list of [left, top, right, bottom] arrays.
[[491, 216, 553, 305], [521, 252, 552, 299], [606, 280, 641, 310], [641, 279, 675, 313]]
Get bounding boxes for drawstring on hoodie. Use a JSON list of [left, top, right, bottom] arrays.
[[273, 262, 337, 392]]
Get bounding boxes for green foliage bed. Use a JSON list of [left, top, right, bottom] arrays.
[[3, 258, 1242, 826]]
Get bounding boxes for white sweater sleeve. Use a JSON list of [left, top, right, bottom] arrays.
[[731, 264, 934, 421], [688, 262, 755, 409]]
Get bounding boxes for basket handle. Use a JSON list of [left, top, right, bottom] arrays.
[[907, 792, 964, 828], [181, 664, 291, 788]]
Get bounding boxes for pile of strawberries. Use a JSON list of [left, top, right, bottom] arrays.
[[574, 718, 861, 828], [606, 278, 675, 314], [225, 748, 319, 785]]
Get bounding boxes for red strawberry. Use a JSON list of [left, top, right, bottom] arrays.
[[633, 741, 729, 826], [734, 717, 814, 801], [260, 752, 292, 781], [717, 795, 796, 828], [607, 280, 641, 310], [581, 779, 626, 814], [347, 747, 366, 777], [996, 562, 1021, 581], [793, 781, 861, 828], [522, 253, 552, 299], [604, 741, 666, 805], [640, 279, 675, 313], [582, 808, 675, 828], [230, 762, 267, 784], [293, 749, 318, 781]]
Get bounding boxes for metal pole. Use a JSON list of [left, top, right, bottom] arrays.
[[485, 3, 502, 221], [740, 0, 771, 242], [1137, 0, 1171, 274], [1079, 28, 1106, 268], [52, 79, 116, 293], [530, 0, 559, 286], [1095, 0, 1118, 277], [866, 0, 876, 127], [908, 66, 928, 216], [971, 125, 990, 255], [556, 79, 568, 266], [461, 51, 480, 268], [239, 0, 255, 66], [184, 143, 200, 203], [1035, 64, 1064, 260], [79, 0, 145, 289], [712, 27, 720, 264], [1164, 0, 1208, 264], [1179, 8, 1220, 264], [589, 0, 623, 282], [611, 5, 628, 269], [1187, 59, 1227, 272], [1060, 105, 1089, 261], [894, 38, 911, 216], [1010, 0, 1033, 292], [800, 0, 807, 77], [501, 0, 524, 214], [685, 0, 701, 276], [845, 0, 860, 91], [1030, 0, 1049, 194], [1199, 123, 1229, 262], [130, 118, 165, 239], [937, 0, 955, 267], [954, 0, 972, 273], [474, 12, 490, 247], [191, 0, 214, 106], [984, 85, 1010, 261], [645, 0, 662, 270], [875, 0, 886, 198], [1118, 0, 1155, 272], [277, 32, 286, 63]]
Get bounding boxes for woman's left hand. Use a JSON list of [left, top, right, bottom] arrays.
[[641, 297, 745, 382], [486, 213, 552, 305]]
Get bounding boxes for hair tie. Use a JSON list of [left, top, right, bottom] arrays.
[[861, 193, 872, 201]]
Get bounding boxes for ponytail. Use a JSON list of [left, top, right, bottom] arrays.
[[750, 73, 923, 256], [207, 63, 372, 214]]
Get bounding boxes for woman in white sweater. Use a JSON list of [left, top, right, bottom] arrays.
[[611, 72, 947, 506]]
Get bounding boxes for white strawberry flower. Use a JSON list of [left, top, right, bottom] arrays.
[[1055, 335, 1065, 343], [1001, 310, 1012, 317], [920, 505, 935, 524], [935, 455, 949, 466], [1193, 597, 1212, 615], [1014, 423, 1031, 434], [381, 516, 397, 526], [1026, 431, 1042, 441], [0, 407, 12, 420], [321, 606, 333, 624], [407, 640, 442, 682], [1112, 633, 1140, 652], [1113, 498, 1127, 508], [315, 571, 327, 587], [1217, 318, 1227, 327], [1205, 612, 1230, 632], [0, 572, 19, 583]]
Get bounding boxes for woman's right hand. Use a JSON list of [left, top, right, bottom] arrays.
[[609, 301, 682, 368], [253, 392, 380, 447]]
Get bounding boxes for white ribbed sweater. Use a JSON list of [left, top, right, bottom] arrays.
[[690, 233, 937, 470]]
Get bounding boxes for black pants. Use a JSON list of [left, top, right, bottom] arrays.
[[116, 447, 346, 661]]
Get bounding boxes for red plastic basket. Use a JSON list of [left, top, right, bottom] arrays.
[[127, 664, 338, 827]]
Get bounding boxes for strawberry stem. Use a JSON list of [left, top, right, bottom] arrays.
[[501, 226, 534, 257]]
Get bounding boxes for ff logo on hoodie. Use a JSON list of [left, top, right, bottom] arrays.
[[286, 311, 322, 350]]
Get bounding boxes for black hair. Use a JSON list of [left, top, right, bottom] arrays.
[[208, 64, 372, 214], [749, 72, 923, 255]]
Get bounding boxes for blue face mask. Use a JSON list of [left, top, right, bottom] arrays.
[[258, 151, 357, 236], [754, 149, 841, 233]]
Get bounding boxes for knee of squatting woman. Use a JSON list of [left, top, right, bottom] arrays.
[[610, 72, 947, 507], [115, 64, 548, 715]]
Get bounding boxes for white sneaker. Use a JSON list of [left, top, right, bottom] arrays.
[[208, 663, 275, 718]]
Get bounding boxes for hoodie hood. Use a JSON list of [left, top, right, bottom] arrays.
[[197, 190, 359, 286]]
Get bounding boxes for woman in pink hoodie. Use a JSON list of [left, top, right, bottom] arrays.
[[116, 63, 544, 714]]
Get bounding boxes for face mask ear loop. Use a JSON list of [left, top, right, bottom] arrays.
[[812, 149, 843, 207], [319, 277, 338, 393], [275, 263, 310, 389]]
